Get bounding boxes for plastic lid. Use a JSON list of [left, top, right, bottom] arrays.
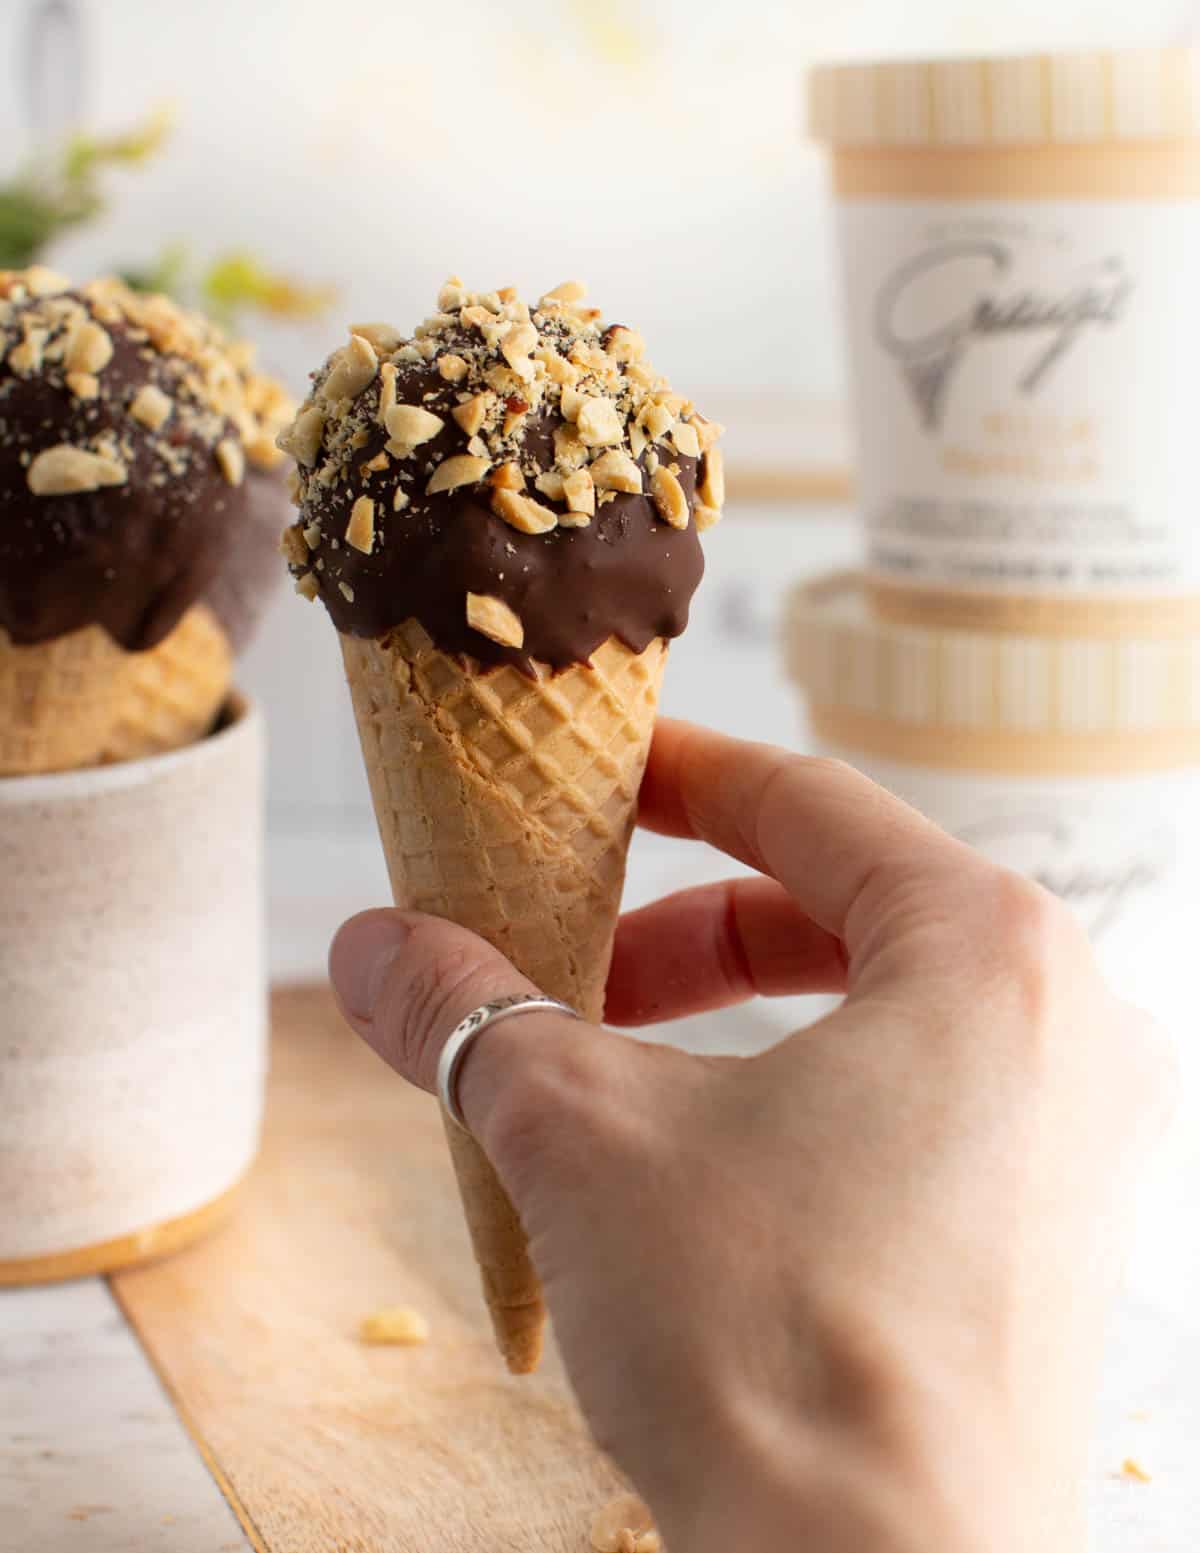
[[785, 573, 1200, 738], [809, 48, 1200, 147]]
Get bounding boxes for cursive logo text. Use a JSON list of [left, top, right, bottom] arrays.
[[875, 241, 1132, 431]]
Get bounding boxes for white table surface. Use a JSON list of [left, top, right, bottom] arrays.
[[5, 509, 1200, 1548]]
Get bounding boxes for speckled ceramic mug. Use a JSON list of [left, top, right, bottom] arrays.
[[0, 693, 266, 1282]]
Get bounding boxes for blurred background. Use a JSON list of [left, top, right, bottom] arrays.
[[1, 0, 1196, 982]]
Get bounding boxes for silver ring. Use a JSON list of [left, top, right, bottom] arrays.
[[436, 994, 579, 1132]]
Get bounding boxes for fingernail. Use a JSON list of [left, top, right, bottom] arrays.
[[329, 911, 413, 1022]]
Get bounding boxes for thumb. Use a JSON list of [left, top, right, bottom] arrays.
[[328, 908, 606, 1150]]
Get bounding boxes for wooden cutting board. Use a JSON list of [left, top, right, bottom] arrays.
[[111, 985, 625, 1553]]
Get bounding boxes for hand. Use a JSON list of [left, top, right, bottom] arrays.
[[329, 720, 1173, 1553]]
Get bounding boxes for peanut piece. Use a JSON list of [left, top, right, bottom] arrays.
[[215, 438, 245, 486], [563, 468, 596, 516], [699, 446, 725, 508], [589, 449, 642, 493], [438, 353, 469, 383], [279, 524, 310, 567], [64, 371, 99, 400], [650, 465, 688, 529], [349, 320, 404, 353], [534, 347, 579, 386], [576, 396, 623, 447], [642, 402, 674, 442], [490, 462, 525, 491], [534, 470, 566, 501], [360, 1305, 431, 1346], [65, 320, 113, 375], [278, 404, 325, 467], [345, 495, 376, 553], [541, 279, 587, 305], [129, 384, 173, 430], [321, 333, 378, 401], [589, 1494, 657, 1553], [604, 325, 645, 362], [491, 487, 558, 534], [385, 403, 444, 447], [670, 420, 700, 458], [452, 391, 495, 437], [426, 453, 490, 493], [466, 592, 524, 649], [27, 444, 126, 495]]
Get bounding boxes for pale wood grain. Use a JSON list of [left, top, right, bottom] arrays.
[[0, 1278, 249, 1552], [111, 985, 625, 1553]]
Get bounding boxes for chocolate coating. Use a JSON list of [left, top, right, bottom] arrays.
[[302, 354, 704, 672], [284, 294, 720, 675], [0, 284, 254, 650]]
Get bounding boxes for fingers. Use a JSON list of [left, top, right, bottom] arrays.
[[637, 718, 979, 950], [606, 877, 847, 1026], [328, 908, 609, 1148]]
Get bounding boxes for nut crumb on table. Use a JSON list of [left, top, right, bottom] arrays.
[[590, 1492, 661, 1551], [358, 1305, 430, 1346]]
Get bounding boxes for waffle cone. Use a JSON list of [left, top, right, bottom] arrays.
[[102, 605, 233, 764], [0, 624, 131, 776], [341, 618, 667, 1371]]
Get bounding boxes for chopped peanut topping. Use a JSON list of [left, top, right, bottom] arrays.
[[541, 279, 587, 305], [650, 465, 688, 529], [438, 353, 468, 383], [490, 461, 525, 491], [346, 495, 376, 553], [589, 449, 642, 493], [279, 405, 325, 467], [64, 371, 99, 400], [670, 420, 700, 459], [576, 396, 624, 447], [491, 488, 558, 534], [275, 276, 724, 643], [321, 333, 378, 401], [129, 384, 173, 430], [563, 468, 596, 516], [65, 320, 113, 375], [215, 438, 245, 486], [699, 446, 725, 509], [27, 444, 126, 495], [604, 326, 645, 362], [451, 392, 494, 437], [280, 524, 310, 567], [349, 321, 404, 353], [426, 453, 490, 493], [466, 591, 524, 648], [534, 470, 566, 501], [385, 403, 444, 448]]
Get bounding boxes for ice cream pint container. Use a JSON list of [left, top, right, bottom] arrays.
[[811, 49, 1200, 638], [785, 574, 1200, 944]]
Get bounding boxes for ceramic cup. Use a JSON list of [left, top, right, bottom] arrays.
[[0, 693, 266, 1282]]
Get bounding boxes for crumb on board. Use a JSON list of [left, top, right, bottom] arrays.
[[1119, 1457, 1152, 1483], [358, 1306, 430, 1346], [590, 1492, 661, 1552]]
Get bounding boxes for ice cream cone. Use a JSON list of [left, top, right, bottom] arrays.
[[342, 618, 667, 1371], [102, 605, 233, 764], [0, 624, 130, 776]]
